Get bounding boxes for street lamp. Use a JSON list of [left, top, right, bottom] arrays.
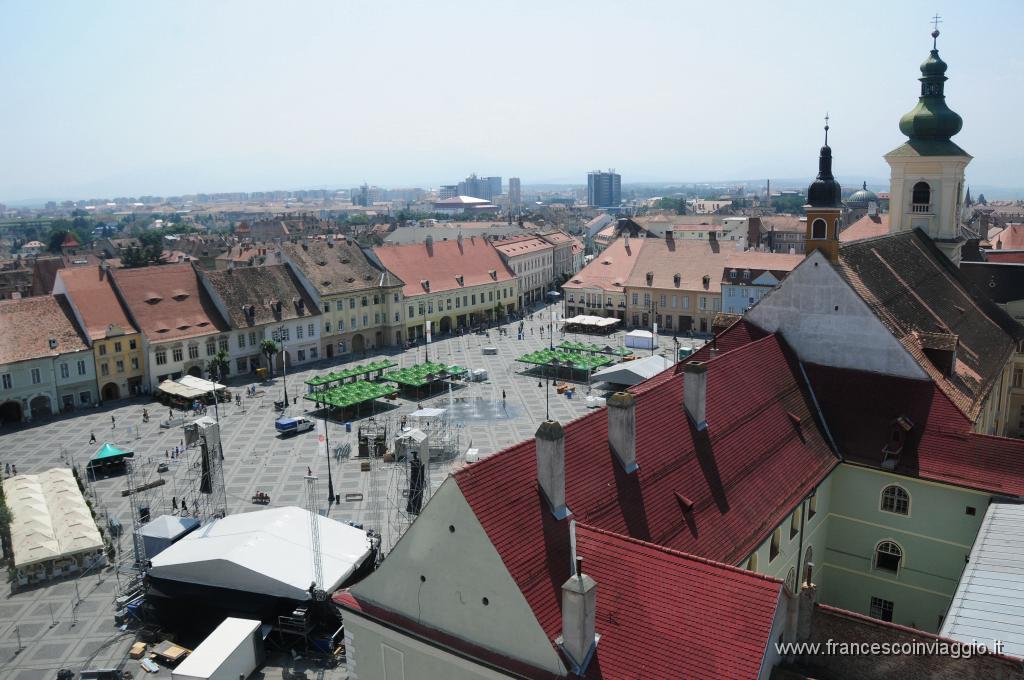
[[273, 328, 289, 407]]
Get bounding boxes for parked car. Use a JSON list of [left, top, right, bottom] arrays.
[[275, 416, 314, 436]]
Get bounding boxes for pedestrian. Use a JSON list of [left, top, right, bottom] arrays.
[[181, 499, 187, 514], [307, 466, 312, 476], [89, 432, 97, 444], [111, 414, 116, 428], [165, 450, 169, 459], [502, 389, 506, 402], [179, 439, 183, 448], [172, 496, 177, 510], [169, 407, 173, 419], [4, 463, 9, 475], [11, 464, 16, 475]]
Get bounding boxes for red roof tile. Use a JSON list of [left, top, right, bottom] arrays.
[[990, 224, 1024, 250], [0, 295, 89, 364], [56, 267, 137, 340], [985, 250, 1024, 264], [373, 237, 514, 297], [804, 363, 1024, 496], [840, 214, 890, 242], [454, 334, 836, 663], [112, 263, 228, 341], [562, 237, 644, 293], [492, 235, 554, 257]]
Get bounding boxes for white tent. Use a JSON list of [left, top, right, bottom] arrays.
[[591, 355, 673, 386], [2, 468, 104, 575], [149, 506, 372, 600], [157, 380, 207, 400], [563, 315, 620, 328], [177, 375, 227, 392], [625, 329, 658, 350]]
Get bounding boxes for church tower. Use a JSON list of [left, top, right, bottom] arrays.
[[884, 22, 971, 265], [805, 117, 842, 263]]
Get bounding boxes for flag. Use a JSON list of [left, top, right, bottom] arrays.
[[426, 319, 432, 344]]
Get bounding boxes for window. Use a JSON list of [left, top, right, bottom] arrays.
[[472, 294, 477, 305], [683, 296, 690, 310], [324, 304, 330, 314], [1, 374, 11, 389], [336, 300, 344, 311], [394, 293, 400, 303], [31, 368, 41, 384], [870, 597, 894, 622], [880, 485, 910, 515], [1015, 368, 1023, 389], [409, 305, 415, 318], [808, 490, 817, 519], [785, 567, 797, 593], [297, 349, 306, 362], [189, 345, 199, 359], [100, 363, 109, 377], [811, 218, 827, 240], [337, 319, 344, 331], [373, 294, 379, 305], [790, 507, 801, 539], [747, 553, 758, 572], [79, 391, 91, 404], [361, 296, 368, 307], [60, 363, 70, 379], [874, 541, 903, 574], [309, 347, 318, 359], [218, 337, 228, 353], [238, 334, 245, 349], [350, 317, 357, 329], [395, 313, 400, 322], [296, 325, 304, 339], [114, 341, 122, 353], [77, 360, 86, 375], [129, 339, 137, 350], [278, 327, 290, 342], [99, 344, 107, 356], [699, 297, 707, 311], [362, 314, 368, 327], [643, 293, 651, 307], [308, 324, 314, 337], [659, 295, 666, 307], [236, 358, 247, 372], [632, 293, 639, 305], [172, 348, 183, 362], [116, 360, 124, 373], [911, 181, 931, 207], [249, 332, 257, 346], [769, 527, 781, 561], [349, 298, 356, 309], [155, 349, 167, 365], [374, 313, 380, 324], [131, 357, 139, 370], [206, 340, 216, 356]]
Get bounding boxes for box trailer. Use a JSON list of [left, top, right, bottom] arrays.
[[172, 618, 264, 680]]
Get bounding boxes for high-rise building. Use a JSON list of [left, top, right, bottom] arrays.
[[439, 185, 459, 200], [587, 169, 621, 208], [508, 177, 521, 208], [456, 174, 502, 201]]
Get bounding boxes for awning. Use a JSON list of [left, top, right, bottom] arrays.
[[90, 442, 133, 463], [157, 380, 207, 400], [177, 375, 226, 392]]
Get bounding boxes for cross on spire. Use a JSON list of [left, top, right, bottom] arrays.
[[931, 13, 942, 48], [824, 113, 830, 145]]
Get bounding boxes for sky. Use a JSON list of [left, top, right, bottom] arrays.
[[1, 0, 1022, 203]]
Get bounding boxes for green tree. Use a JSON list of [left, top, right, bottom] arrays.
[[121, 231, 166, 268], [207, 350, 230, 384], [260, 339, 279, 377], [0, 482, 12, 567]]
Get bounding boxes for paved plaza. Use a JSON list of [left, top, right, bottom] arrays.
[[0, 305, 700, 680]]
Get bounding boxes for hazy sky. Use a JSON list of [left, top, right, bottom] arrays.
[[2, 0, 1022, 202]]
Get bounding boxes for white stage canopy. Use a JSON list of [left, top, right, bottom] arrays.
[[149, 506, 372, 600], [592, 355, 673, 386]]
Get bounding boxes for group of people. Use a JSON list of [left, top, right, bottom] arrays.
[[3, 463, 17, 476]]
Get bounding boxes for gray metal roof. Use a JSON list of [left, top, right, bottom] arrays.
[[940, 501, 1024, 657]]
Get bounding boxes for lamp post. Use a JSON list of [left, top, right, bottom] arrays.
[[273, 328, 289, 407]]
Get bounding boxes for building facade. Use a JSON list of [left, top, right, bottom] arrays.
[[373, 234, 517, 340], [280, 239, 405, 355], [561, 236, 644, 322], [507, 176, 521, 208], [492, 235, 553, 307], [55, 266, 147, 402]]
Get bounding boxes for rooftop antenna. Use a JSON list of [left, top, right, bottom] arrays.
[[931, 13, 942, 48]]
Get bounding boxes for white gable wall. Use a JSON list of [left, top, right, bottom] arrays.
[[349, 478, 566, 676], [746, 251, 928, 379]]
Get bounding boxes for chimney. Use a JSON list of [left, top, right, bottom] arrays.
[[559, 556, 598, 673], [535, 420, 570, 519], [683, 361, 708, 430], [607, 392, 637, 473]]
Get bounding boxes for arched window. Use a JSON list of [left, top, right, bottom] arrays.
[[880, 485, 910, 515], [875, 540, 903, 574], [912, 181, 931, 208], [811, 218, 827, 240], [785, 567, 797, 593]]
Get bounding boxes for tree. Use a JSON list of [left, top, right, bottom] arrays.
[[207, 350, 230, 384], [260, 339, 279, 377], [121, 231, 166, 268]]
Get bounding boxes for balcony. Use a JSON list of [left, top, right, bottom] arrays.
[[911, 203, 932, 214]]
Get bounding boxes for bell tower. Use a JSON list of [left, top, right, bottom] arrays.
[[884, 19, 971, 266], [804, 115, 842, 263]]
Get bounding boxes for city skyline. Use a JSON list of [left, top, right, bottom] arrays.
[[2, 1, 1022, 202]]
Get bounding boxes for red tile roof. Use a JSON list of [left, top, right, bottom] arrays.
[[563, 237, 644, 293], [0, 295, 89, 364], [804, 363, 1024, 497], [56, 267, 138, 340], [372, 237, 514, 297], [985, 250, 1024, 264], [453, 334, 836, 668], [569, 524, 783, 679], [840, 214, 890, 242], [492, 235, 554, 257], [990, 224, 1024, 250], [624, 238, 733, 293], [112, 263, 228, 342]]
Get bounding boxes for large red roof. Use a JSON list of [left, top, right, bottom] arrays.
[[57, 267, 138, 340], [452, 334, 836, 674], [803, 363, 1024, 496], [373, 237, 515, 297], [112, 263, 228, 341]]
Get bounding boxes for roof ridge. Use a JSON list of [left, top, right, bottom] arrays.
[[577, 522, 784, 585]]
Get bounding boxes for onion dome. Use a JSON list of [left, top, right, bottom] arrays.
[[898, 29, 963, 141], [807, 118, 841, 208], [847, 182, 879, 208]]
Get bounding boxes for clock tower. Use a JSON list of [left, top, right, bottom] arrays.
[[884, 23, 971, 265]]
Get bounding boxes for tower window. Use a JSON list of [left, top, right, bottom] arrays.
[[912, 181, 931, 207], [811, 218, 827, 240]]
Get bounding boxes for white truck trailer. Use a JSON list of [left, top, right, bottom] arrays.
[[172, 618, 264, 680]]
